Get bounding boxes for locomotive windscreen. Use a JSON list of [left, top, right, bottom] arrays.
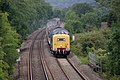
[[57, 38, 66, 41], [52, 28, 69, 35]]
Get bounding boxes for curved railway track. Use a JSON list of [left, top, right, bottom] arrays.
[[38, 30, 54, 80], [56, 58, 88, 80], [26, 28, 91, 80], [67, 58, 89, 80], [27, 28, 47, 80]]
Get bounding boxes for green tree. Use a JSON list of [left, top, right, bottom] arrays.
[[75, 28, 111, 54], [96, 0, 120, 22], [64, 10, 82, 34], [108, 23, 120, 75], [96, 0, 120, 75], [0, 0, 53, 79], [0, 12, 19, 78], [71, 3, 93, 17], [0, 38, 9, 80], [0, 0, 53, 39], [80, 12, 100, 32], [52, 9, 65, 21]]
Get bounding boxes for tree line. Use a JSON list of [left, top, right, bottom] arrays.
[[96, 0, 120, 76], [63, 0, 120, 79], [0, 0, 53, 79]]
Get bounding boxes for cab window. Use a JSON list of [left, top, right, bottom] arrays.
[[57, 38, 65, 41]]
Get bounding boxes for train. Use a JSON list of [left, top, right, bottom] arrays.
[[46, 18, 71, 56]]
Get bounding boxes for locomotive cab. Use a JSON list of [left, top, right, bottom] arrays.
[[52, 34, 70, 55]]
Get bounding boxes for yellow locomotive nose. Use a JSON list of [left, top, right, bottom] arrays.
[[60, 44, 62, 48], [52, 34, 70, 55]]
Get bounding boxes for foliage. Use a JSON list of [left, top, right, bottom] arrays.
[[0, 39, 9, 80], [71, 3, 94, 17], [52, 9, 66, 21], [108, 23, 120, 75], [0, 0, 53, 39], [71, 45, 80, 55], [94, 0, 120, 78], [87, 47, 108, 57], [64, 10, 82, 34], [74, 28, 111, 54], [0, 13, 19, 79], [64, 3, 103, 33], [45, 0, 95, 8], [70, 28, 111, 68], [80, 12, 100, 31], [96, 0, 120, 22], [0, 0, 53, 79]]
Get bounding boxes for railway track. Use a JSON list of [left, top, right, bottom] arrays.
[[46, 26, 89, 80], [27, 30, 41, 80], [25, 27, 98, 80], [56, 58, 89, 80], [67, 58, 89, 80], [38, 30, 54, 80], [27, 28, 47, 80]]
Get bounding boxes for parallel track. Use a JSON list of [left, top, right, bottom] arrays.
[[38, 30, 54, 80], [38, 30, 50, 80], [56, 58, 88, 80], [56, 59, 70, 80], [27, 28, 89, 80], [27, 28, 56, 80], [46, 26, 89, 80], [27, 28, 46, 80], [67, 58, 89, 80]]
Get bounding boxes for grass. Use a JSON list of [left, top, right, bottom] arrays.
[[77, 54, 88, 64], [101, 72, 120, 80]]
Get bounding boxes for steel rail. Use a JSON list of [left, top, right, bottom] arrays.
[[38, 30, 54, 80], [56, 58, 89, 80], [38, 30, 49, 80], [56, 59, 70, 80], [67, 58, 89, 80], [28, 28, 45, 80]]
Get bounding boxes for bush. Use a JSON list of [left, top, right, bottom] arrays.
[[108, 23, 120, 75], [74, 28, 111, 54]]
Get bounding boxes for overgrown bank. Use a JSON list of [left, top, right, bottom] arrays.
[[63, 0, 120, 79], [0, 0, 53, 79]]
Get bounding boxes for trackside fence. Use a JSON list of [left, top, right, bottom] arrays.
[[88, 52, 103, 73]]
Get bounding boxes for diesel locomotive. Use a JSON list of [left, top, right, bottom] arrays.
[[46, 18, 71, 56]]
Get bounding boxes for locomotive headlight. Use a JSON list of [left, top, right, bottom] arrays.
[[60, 45, 62, 47], [66, 48, 70, 51], [53, 48, 57, 51]]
